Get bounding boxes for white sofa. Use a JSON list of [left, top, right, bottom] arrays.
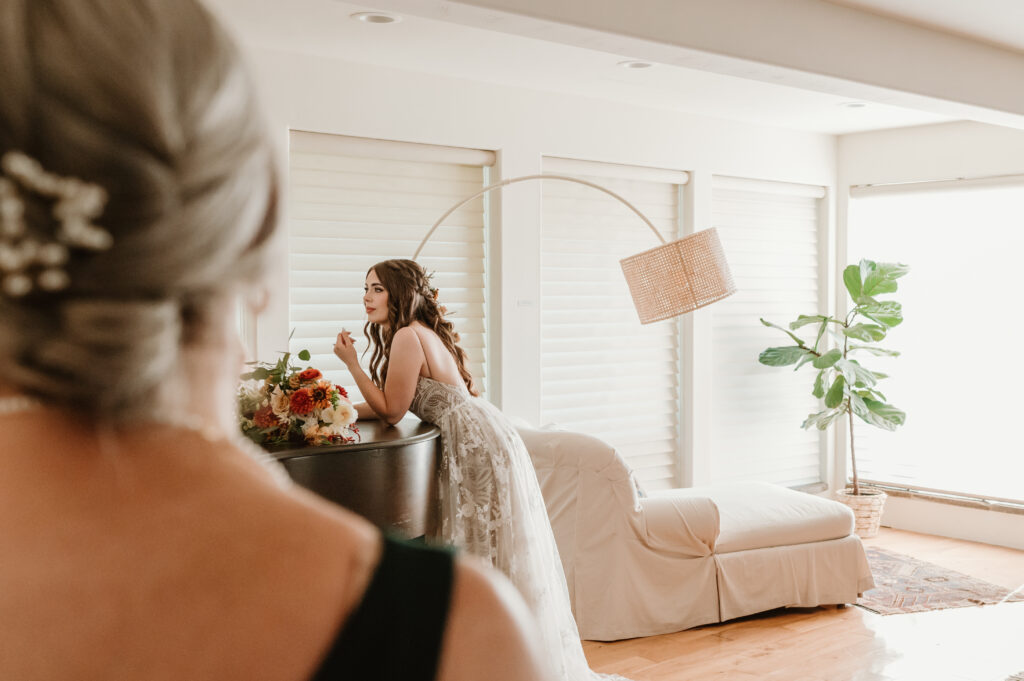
[[516, 424, 875, 642]]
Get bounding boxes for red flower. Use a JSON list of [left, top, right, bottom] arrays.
[[299, 368, 322, 382], [289, 388, 315, 415], [336, 385, 349, 399], [253, 405, 279, 428]]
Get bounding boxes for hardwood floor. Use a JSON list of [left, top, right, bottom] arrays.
[[582, 528, 1024, 681]]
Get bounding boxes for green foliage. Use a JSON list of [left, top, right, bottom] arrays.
[[759, 259, 909, 494]]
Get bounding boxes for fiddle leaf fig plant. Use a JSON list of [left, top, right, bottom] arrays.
[[758, 259, 908, 495]]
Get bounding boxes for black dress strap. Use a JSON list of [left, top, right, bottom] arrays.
[[311, 536, 455, 681]]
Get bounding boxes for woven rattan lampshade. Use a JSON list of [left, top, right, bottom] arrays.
[[414, 174, 736, 324], [620, 227, 736, 324]]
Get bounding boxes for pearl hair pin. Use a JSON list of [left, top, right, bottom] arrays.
[[0, 150, 114, 299]]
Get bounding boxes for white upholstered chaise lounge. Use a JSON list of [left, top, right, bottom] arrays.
[[516, 424, 875, 641]]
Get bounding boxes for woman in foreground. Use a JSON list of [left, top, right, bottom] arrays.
[[0, 2, 550, 680], [335, 259, 628, 681]]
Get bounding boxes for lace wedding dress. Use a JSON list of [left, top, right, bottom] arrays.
[[410, 376, 628, 681]]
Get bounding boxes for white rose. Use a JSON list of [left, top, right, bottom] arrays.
[[324, 401, 357, 427], [270, 385, 290, 419]]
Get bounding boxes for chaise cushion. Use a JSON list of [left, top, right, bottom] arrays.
[[663, 481, 854, 553]]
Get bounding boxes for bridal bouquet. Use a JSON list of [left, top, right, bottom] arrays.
[[238, 349, 359, 447]]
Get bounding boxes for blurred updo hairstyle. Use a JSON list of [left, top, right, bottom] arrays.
[[364, 259, 478, 396], [0, 0, 278, 420]]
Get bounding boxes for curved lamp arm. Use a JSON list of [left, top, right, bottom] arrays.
[[412, 173, 666, 259]]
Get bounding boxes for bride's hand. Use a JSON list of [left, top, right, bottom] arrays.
[[333, 329, 358, 368]]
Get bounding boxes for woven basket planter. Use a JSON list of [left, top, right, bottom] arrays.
[[834, 488, 887, 538]]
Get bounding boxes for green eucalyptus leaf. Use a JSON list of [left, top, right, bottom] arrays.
[[812, 348, 842, 369], [298, 349, 311, 361], [843, 323, 887, 342], [760, 318, 806, 347], [848, 345, 901, 357], [759, 346, 811, 366], [859, 301, 903, 328], [249, 367, 271, 380], [812, 370, 826, 399], [791, 315, 828, 330], [825, 375, 846, 408]]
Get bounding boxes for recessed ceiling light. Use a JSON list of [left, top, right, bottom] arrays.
[[617, 60, 654, 70], [350, 11, 402, 24], [839, 101, 868, 109]]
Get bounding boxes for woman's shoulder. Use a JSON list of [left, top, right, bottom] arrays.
[[394, 322, 440, 346]]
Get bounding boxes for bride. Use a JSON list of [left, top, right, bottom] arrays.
[[334, 259, 628, 681]]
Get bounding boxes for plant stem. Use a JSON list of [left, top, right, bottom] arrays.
[[847, 401, 859, 495]]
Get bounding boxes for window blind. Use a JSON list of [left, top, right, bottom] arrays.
[[540, 157, 688, 491], [287, 131, 493, 401], [709, 175, 826, 487], [848, 183, 1024, 504]]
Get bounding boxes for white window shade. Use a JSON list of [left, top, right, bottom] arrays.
[[710, 176, 826, 487], [287, 131, 492, 400], [848, 183, 1024, 504], [541, 157, 686, 491]]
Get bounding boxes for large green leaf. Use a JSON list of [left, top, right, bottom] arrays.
[[812, 348, 842, 369], [843, 265, 863, 303], [848, 345, 901, 357], [825, 375, 846, 408], [814, 321, 828, 352], [861, 259, 909, 299], [791, 314, 828, 330], [875, 262, 909, 281], [802, 407, 846, 431], [760, 318, 806, 347], [858, 301, 903, 328], [836, 359, 878, 387], [794, 352, 818, 371], [843, 323, 887, 342], [812, 369, 826, 398], [858, 398, 906, 431], [298, 349, 311, 361], [759, 346, 812, 366], [855, 388, 887, 402]]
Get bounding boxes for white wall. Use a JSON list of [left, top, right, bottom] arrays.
[[837, 120, 1024, 549], [247, 46, 837, 430]]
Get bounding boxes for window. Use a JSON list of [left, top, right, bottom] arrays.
[[540, 157, 689, 490], [710, 176, 827, 487], [848, 180, 1024, 504], [287, 131, 493, 400]]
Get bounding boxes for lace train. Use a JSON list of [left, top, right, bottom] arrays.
[[410, 376, 629, 681]]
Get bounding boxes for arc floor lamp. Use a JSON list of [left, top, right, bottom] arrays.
[[413, 173, 737, 323]]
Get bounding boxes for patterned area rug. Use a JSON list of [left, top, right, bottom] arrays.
[[857, 546, 1024, 615]]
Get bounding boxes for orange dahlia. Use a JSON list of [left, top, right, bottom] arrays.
[[299, 368, 322, 382], [289, 388, 315, 415]]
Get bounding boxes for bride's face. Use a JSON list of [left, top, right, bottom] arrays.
[[364, 270, 389, 326]]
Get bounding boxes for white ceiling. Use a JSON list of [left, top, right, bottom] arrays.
[[827, 0, 1024, 54], [206, 0, 1021, 135]]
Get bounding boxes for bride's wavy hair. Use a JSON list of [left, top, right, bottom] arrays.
[[363, 259, 478, 396]]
